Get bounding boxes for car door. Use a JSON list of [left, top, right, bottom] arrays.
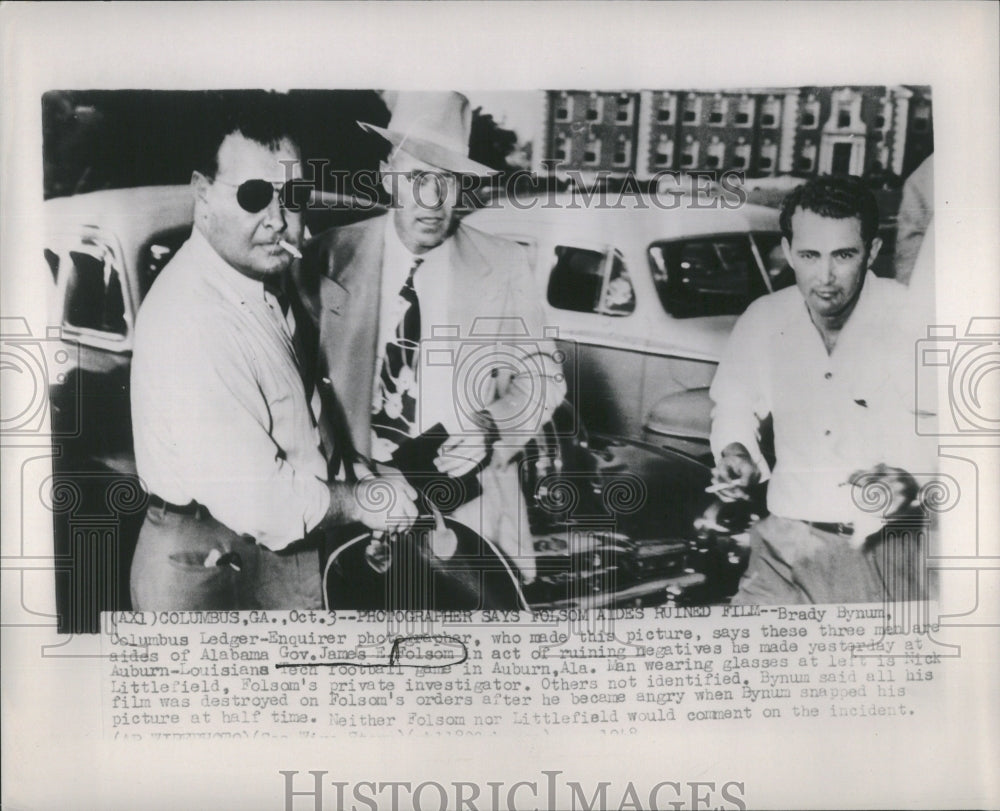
[[641, 228, 790, 455], [532, 235, 650, 437]]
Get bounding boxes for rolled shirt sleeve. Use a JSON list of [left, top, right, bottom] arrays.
[[709, 297, 773, 477]]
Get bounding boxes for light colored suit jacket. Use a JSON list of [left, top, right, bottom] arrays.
[[294, 213, 566, 579]]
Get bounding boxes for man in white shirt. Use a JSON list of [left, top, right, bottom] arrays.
[[130, 103, 416, 610], [710, 175, 933, 604], [296, 92, 566, 590]]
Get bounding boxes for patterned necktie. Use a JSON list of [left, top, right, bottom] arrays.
[[371, 257, 424, 460]]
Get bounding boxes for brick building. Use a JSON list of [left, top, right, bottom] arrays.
[[534, 87, 932, 183]]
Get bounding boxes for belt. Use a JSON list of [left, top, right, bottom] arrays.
[[806, 521, 855, 536], [147, 494, 202, 517]]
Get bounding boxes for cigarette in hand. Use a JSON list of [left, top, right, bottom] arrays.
[[278, 240, 302, 259]]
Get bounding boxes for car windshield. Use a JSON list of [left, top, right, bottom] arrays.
[[647, 231, 791, 318]]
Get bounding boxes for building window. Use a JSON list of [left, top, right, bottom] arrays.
[[681, 138, 700, 167], [682, 96, 702, 125], [554, 131, 572, 161], [616, 94, 634, 124], [657, 93, 676, 124], [798, 142, 817, 172], [761, 96, 781, 128], [586, 94, 605, 122], [706, 137, 725, 168], [801, 96, 820, 129], [584, 135, 602, 164], [736, 97, 754, 127], [733, 142, 751, 169], [759, 140, 777, 172], [555, 92, 573, 122], [837, 108, 851, 128], [613, 135, 632, 167], [654, 135, 674, 167], [709, 97, 727, 126], [912, 103, 931, 133]]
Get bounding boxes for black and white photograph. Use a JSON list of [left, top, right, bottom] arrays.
[[2, 3, 998, 810], [40, 84, 937, 626]]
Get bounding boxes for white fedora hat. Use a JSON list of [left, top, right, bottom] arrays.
[[359, 91, 499, 176]]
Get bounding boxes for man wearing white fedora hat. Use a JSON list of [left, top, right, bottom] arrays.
[[295, 91, 566, 590]]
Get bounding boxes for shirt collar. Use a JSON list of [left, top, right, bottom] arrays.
[[188, 224, 273, 306], [383, 214, 449, 274], [794, 270, 879, 346]]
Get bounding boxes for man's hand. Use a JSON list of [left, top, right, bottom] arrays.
[[435, 413, 499, 477], [847, 463, 918, 518], [710, 443, 761, 502], [336, 470, 418, 533], [435, 428, 491, 477]]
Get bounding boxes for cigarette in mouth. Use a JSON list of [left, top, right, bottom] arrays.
[[705, 481, 741, 494], [278, 240, 302, 259]]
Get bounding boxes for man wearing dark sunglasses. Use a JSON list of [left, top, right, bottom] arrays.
[[130, 101, 417, 610]]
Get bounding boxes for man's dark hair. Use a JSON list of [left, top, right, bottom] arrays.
[[779, 174, 880, 245], [193, 91, 298, 179]]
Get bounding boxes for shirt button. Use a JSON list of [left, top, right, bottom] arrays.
[[824, 429, 832, 436], [824, 372, 833, 380]]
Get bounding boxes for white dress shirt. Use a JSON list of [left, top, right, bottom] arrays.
[[710, 273, 935, 523], [131, 227, 330, 550]]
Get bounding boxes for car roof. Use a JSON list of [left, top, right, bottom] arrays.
[[44, 185, 194, 250], [467, 192, 780, 245]]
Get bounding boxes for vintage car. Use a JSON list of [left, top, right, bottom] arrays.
[[466, 192, 795, 458], [43, 185, 753, 631]]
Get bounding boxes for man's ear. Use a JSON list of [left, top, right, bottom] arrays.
[[191, 171, 211, 206], [866, 236, 884, 268], [379, 161, 393, 197], [781, 236, 794, 269]]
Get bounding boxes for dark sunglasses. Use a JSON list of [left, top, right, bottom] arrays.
[[216, 178, 313, 214]]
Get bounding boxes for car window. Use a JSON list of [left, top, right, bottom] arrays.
[[601, 252, 636, 315], [61, 248, 127, 336], [647, 233, 775, 319], [751, 231, 796, 292], [139, 225, 192, 297], [547, 245, 635, 317]]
